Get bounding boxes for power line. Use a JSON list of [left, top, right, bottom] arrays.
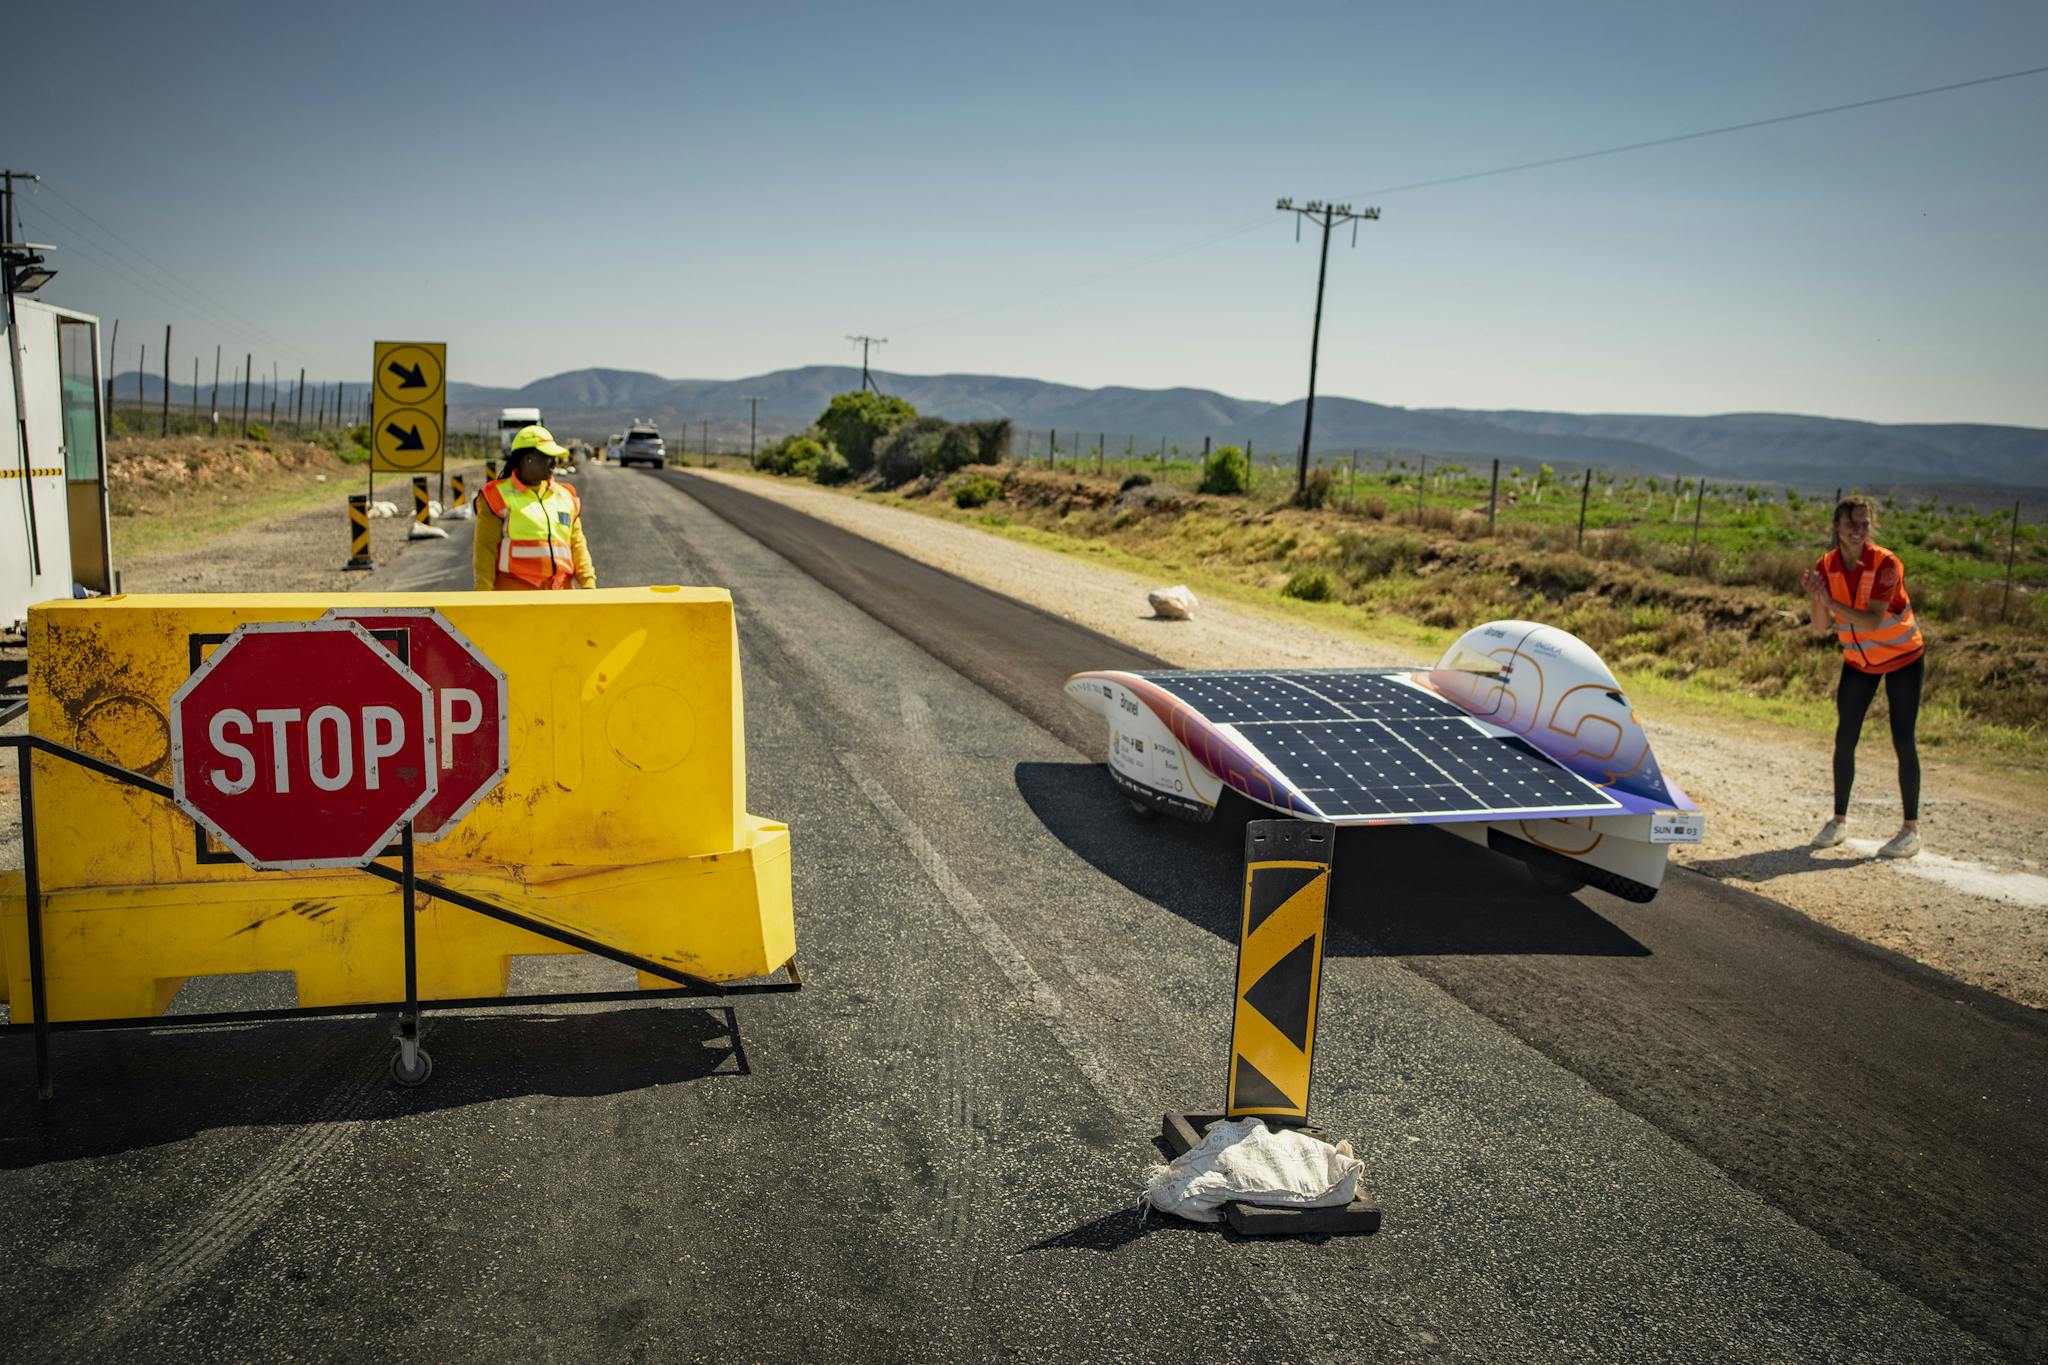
[[1275, 199, 1379, 499], [32, 179, 316, 366], [18, 196, 298, 366], [898, 62, 2048, 338], [1340, 63, 2048, 200]]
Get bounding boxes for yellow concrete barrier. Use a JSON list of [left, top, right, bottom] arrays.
[[0, 589, 794, 1022]]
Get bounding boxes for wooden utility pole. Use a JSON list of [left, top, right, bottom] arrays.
[[1274, 197, 1380, 500], [160, 325, 171, 436], [210, 345, 221, 435], [2002, 502, 2021, 622], [741, 395, 765, 458], [1488, 458, 1500, 536], [846, 335, 887, 393], [294, 367, 306, 433], [1576, 467, 1593, 550], [105, 320, 119, 412], [238, 352, 251, 432], [1686, 478, 1707, 574]]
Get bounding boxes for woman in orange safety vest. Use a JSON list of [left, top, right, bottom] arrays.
[[1800, 495, 1924, 858], [473, 425, 597, 591]]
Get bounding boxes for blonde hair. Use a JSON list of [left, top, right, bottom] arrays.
[[1831, 495, 1878, 557]]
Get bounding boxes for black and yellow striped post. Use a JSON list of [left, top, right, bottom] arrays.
[[485, 460, 498, 481], [1156, 818, 1377, 1234], [412, 475, 431, 526], [1226, 819, 1333, 1124], [345, 493, 372, 571], [451, 473, 467, 509]]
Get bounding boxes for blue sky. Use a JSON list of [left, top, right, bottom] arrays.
[[7, 0, 2045, 425]]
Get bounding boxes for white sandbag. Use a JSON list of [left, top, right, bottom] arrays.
[[1148, 584, 1199, 620], [368, 500, 401, 518], [406, 524, 450, 540], [442, 504, 473, 520], [1144, 1117, 1364, 1224]]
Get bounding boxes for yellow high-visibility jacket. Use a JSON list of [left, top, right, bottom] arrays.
[[472, 475, 597, 590]]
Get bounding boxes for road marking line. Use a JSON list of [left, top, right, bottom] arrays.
[[836, 750, 1345, 1356]]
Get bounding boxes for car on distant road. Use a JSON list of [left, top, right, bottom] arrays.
[[617, 423, 666, 468]]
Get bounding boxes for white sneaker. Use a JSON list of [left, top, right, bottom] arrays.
[[1878, 828, 1922, 859], [1813, 819, 1848, 848]]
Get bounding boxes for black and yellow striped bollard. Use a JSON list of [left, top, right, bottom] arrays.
[[485, 460, 498, 480], [412, 475, 432, 526], [451, 473, 467, 509], [346, 493, 372, 571]]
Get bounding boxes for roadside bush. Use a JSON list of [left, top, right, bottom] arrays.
[[1360, 495, 1388, 521], [1119, 472, 1152, 492], [1338, 530, 1425, 580], [872, 416, 951, 486], [924, 424, 978, 476], [816, 391, 917, 474], [245, 422, 270, 442], [1295, 466, 1334, 509], [953, 475, 1002, 509], [1199, 445, 1250, 495], [346, 422, 371, 448], [756, 433, 829, 477], [961, 418, 1013, 464], [1282, 567, 1337, 602], [810, 447, 851, 485]]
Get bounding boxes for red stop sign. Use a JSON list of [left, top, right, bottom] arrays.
[[325, 608, 509, 841], [170, 621, 439, 870]]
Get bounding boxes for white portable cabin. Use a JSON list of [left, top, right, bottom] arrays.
[[3, 296, 112, 630]]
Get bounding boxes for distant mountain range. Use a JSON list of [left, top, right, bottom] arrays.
[[109, 365, 2048, 490]]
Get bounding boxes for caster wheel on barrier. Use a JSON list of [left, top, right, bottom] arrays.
[[389, 1045, 434, 1088], [1128, 798, 1160, 821]]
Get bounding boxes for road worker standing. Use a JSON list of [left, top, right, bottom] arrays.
[[472, 425, 597, 591]]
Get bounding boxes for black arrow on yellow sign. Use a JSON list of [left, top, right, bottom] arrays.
[[387, 360, 427, 388], [1226, 820, 1333, 1123], [385, 421, 425, 451]]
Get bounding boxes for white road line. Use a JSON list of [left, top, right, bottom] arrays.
[[835, 749, 1361, 1359]]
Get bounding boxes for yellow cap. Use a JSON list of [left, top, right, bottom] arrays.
[[510, 424, 569, 457]]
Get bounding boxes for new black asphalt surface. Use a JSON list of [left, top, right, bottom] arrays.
[[0, 460, 2038, 1361]]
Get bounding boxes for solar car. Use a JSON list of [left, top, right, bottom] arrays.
[[1064, 619, 1703, 901]]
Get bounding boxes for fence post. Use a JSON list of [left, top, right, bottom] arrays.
[[1686, 478, 1706, 574], [1049, 428, 1056, 468], [1576, 467, 1592, 550], [1417, 455, 1426, 519], [2002, 501, 2021, 622], [1488, 458, 1500, 537], [160, 325, 171, 437]]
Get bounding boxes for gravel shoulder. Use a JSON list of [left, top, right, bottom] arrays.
[[685, 466, 2048, 1012]]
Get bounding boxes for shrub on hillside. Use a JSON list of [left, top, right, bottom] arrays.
[[1282, 567, 1337, 602], [1295, 466, 1334, 509], [245, 422, 270, 442], [1119, 472, 1152, 492], [872, 416, 951, 486], [953, 475, 1002, 509], [754, 432, 831, 477], [810, 447, 851, 485], [1198, 445, 1249, 495], [346, 422, 371, 448], [961, 418, 1012, 464], [816, 391, 917, 473], [925, 424, 979, 476]]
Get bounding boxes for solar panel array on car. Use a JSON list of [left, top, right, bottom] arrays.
[[1136, 669, 1620, 820]]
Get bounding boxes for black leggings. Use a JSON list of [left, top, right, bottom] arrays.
[[1833, 656, 1923, 822]]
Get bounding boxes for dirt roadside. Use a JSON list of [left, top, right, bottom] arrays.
[[685, 466, 2048, 1012]]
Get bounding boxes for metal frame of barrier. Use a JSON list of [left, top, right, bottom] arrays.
[[0, 693, 800, 1100]]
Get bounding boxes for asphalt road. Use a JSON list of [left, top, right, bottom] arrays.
[[0, 459, 2039, 1361]]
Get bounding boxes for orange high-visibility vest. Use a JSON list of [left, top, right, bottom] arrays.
[[1819, 542, 1924, 674], [478, 475, 581, 590]]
